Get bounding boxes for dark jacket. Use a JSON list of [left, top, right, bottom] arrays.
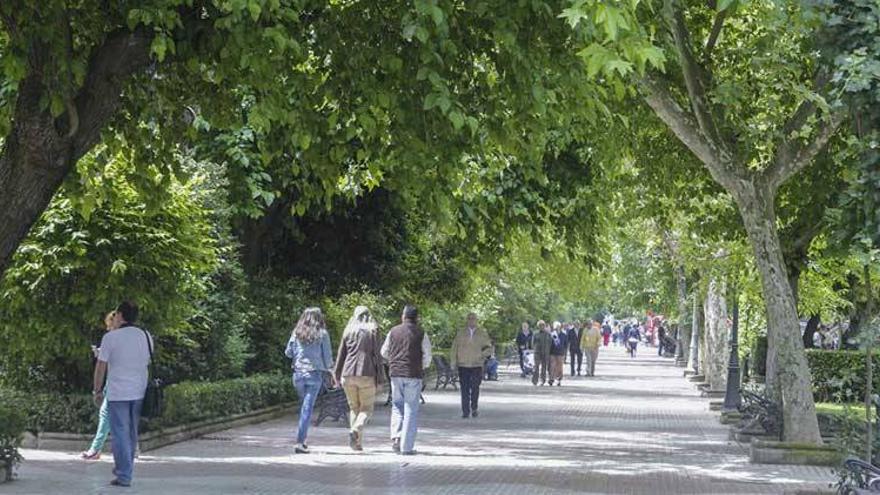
[[334, 327, 383, 384], [534, 331, 552, 357], [550, 331, 567, 356], [515, 330, 533, 351], [384, 321, 425, 379], [566, 327, 582, 351]]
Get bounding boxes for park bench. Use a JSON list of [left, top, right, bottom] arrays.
[[836, 457, 880, 494], [313, 384, 349, 426], [433, 355, 459, 390], [736, 389, 783, 440]]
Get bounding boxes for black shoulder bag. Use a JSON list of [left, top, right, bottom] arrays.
[[140, 329, 163, 418]]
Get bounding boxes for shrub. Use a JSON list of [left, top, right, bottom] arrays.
[[0, 388, 97, 434], [752, 336, 768, 377], [0, 373, 296, 435], [0, 401, 25, 481], [160, 373, 296, 427], [807, 349, 880, 403]]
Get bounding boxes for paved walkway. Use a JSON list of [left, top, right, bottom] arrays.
[[10, 349, 833, 494]]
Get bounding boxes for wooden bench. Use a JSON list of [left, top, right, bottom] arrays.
[[433, 355, 459, 390]]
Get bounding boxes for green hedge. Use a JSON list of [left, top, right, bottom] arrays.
[[0, 388, 96, 434], [807, 349, 880, 403], [0, 373, 296, 435], [161, 373, 295, 426], [0, 400, 25, 480]]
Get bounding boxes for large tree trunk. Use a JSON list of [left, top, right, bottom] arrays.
[[0, 29, 153, 279], [0, 74, 72, 275], [733, 182, 823, 444], [704, 277, 729, 391], [687, 292, 702, 374]]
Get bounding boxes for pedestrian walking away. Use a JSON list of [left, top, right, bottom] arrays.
[[515, 322, 534, 377], [91, 301, 152, 488], [581, 320, 602, 377], [450, 313, 492, 418], [532, 321, 552, 386], [566, 322, 583, 376], [285, 307, 336, 454], [334, 305, 384, 452], [381, 305, 432, 455]]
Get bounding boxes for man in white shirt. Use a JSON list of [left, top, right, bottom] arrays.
[[92, 301, 152, 487]]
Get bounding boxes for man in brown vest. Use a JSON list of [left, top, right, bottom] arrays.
[[380, 305, 432, 455]]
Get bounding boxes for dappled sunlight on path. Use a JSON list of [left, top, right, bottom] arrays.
[[11, 350, 831, 494]]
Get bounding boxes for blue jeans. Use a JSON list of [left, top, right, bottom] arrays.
[[293, 371, 323, 444], [88, 395, 111, 452], [108, 400, 143, 485], [390, 377, 422, 453]]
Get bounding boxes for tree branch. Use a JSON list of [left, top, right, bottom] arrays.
[[69, 27, 154, 158], [665, 1, 731, 156], [703, 10, 727, 63], [639, 76, 743, 191], [764, 110, 845, 192]]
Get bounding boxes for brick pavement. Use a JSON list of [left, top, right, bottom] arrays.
[[8, 349, 834, 494]]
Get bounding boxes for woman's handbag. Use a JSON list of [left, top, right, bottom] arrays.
[[140, 328, 163, 418]]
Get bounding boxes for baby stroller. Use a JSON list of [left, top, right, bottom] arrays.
[[521, 349, 535, 376], [485, 355, 499, 381]]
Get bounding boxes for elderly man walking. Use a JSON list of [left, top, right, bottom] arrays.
[[381, 305, 432, 455], [532, 320, 552, 386], [450, 313, 492, 418]]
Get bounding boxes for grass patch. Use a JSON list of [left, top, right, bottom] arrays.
[[816, 402, 876, 422]]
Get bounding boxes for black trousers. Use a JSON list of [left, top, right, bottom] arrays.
[[518, 348, 527, 374], [458, 366, 483, 416], [569, 348, 583, 375]]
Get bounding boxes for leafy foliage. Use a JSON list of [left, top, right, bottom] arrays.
[[0, 156, 217, 392]]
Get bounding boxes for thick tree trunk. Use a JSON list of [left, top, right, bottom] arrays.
[[0, 29, 153, 279], [0, 75, 72, 275], [687, 293, 702, 373], [732, 182, 822, 444], [675, 266, 690, 364], [704, 277, 729, 391]]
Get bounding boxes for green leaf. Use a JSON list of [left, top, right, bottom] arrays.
[[449, 110, 464, 130], [717, 0, 736, 12]]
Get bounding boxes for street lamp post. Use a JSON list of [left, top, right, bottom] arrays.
[[722, 296, 742, 412]]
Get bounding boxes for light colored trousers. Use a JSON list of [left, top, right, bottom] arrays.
[[342, 376, 376, 439], [390, 377, 422, 453], [584, 347, 600, 376]]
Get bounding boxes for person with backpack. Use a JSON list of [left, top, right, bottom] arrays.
[[91, 301, 152, 488]]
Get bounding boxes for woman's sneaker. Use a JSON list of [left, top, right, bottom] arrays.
[[294, 443, 310, 454], [81, 449, 101, 460]]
